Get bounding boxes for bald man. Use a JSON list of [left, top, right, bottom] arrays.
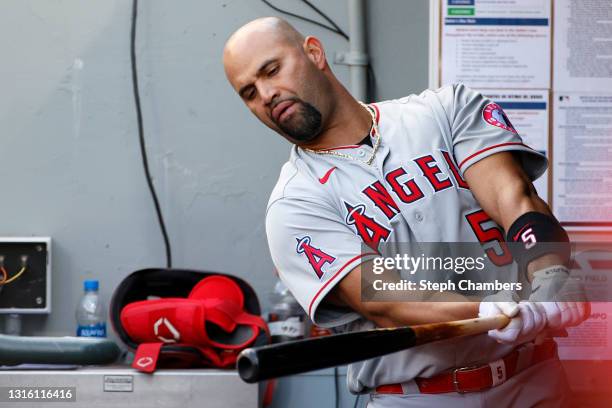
[[224, 17, 587, 407]]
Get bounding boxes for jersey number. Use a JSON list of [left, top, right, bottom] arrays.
[[465, 210, 513, 266]]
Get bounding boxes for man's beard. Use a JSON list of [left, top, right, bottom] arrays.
[[275, 99, 322, 143]]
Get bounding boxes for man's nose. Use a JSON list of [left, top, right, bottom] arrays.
[[259, 83, 279, 106]]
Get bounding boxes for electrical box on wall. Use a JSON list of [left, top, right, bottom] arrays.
[[0, 237, 51, 314]]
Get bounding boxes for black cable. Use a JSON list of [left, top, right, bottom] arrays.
[[260, 0, 347, 40], [301, 0, 349, 40], [353, 394, 361, 408], [130, 0, 173, 268], [367, 63, 378, 102], [334, 366, 339, 408]]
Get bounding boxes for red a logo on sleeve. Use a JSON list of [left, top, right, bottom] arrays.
[[296, 236, 336, 279]]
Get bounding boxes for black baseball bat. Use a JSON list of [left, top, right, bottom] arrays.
[[237, 315, 510, 383]]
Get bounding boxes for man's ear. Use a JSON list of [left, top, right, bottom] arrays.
[[303, 36, 327, 69]]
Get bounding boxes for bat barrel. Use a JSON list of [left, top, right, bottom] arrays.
[[237, 328, 418, 383]]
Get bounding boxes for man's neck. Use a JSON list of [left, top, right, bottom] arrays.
[[299, 96, 372, 151], [359, 133, 373, 147]]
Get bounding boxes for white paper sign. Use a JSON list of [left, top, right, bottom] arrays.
[[553, 0, 612, 92], [552, 93, 612, 228], [441, 0, 551, 89], [557, 249, 612, 360]]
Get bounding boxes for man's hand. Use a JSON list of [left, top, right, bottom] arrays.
[[528, 265, 590, 329], [479, 291, 546, 345]]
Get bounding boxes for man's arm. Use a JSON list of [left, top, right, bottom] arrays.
[[463, 151, 562, 280], [327, 261, 528, 345], [327, 262, 479, 328], [464, 151, 590, 330]]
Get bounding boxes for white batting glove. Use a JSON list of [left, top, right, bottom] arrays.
[[514, 301, 547, 344], [479, 291, 548, 344], [528, 265, 590, 330], [479, 291, 520, 344]]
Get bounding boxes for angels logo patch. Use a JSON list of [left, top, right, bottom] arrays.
[[296, 236, 336, 279], [482, 103, 517, 134]]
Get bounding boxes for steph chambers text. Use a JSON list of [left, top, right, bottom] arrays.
[[372, 279, 522, 292]]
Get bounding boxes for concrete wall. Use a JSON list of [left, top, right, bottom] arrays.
[[0, 0, 429, 341]]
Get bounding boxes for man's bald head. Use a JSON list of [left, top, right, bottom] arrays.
[[222, 17, 341, 146], [224, 17, 304, 65]]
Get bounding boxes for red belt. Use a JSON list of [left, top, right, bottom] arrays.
[[375, 340, 557, 395]]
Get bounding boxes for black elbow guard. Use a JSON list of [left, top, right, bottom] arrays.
[[506, 212, 570, 273]]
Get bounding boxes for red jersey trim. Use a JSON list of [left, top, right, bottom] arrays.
[[371, 103, 380, 124], [458, 142, 535, 170], [308, 252, 378, 317]]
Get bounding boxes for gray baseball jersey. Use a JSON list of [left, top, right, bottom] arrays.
[[265, 83, 547, 393]]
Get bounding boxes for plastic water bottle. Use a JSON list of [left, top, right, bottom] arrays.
[[268, 280, 306, 343], [75, 280, 107, 337]]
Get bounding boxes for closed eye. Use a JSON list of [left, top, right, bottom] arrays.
[[267, 65, 279, 76], [241, 86, 256, 101]]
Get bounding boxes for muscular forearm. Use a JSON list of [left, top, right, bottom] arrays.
[[364, 296, 479, 328], [499, 184, 549, 231], [330, 262, 481, 328]]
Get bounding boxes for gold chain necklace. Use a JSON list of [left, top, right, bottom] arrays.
[[301, 101, 380, 166]]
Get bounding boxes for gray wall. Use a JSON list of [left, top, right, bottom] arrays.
[[0, 0, 429, 341]]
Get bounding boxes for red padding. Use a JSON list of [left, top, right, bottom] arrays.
[[120, 298, 210, 346]]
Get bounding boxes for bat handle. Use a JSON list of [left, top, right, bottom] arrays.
[[463, 314, 512, 334]]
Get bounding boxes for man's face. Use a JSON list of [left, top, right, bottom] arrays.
[[224, 34, 325, 144]]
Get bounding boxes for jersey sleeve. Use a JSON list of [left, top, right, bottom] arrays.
[[435, 83, 547, 180], [266, 197, 378, 328]]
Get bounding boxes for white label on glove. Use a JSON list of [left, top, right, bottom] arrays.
[[269, 317, 305, 337]]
